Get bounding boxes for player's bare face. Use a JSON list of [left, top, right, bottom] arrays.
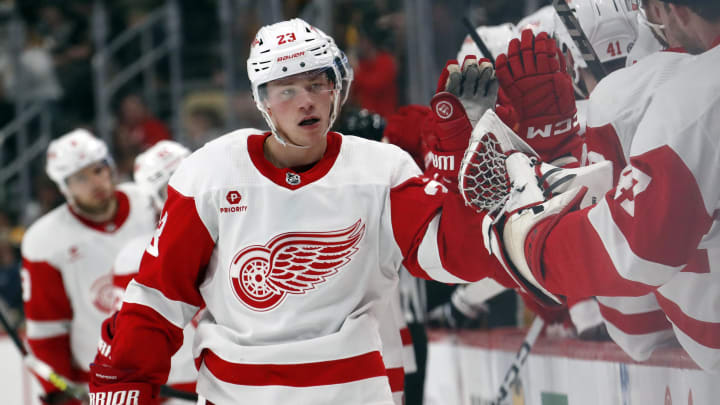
[[265, 71, 334, 147], [66, 162, 116, 216]]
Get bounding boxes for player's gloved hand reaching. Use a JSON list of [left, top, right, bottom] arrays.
[[495, 29, 581, 162], [427, 296, 489, 330], [89, 314, 159, 405], [458, 104, 613, 305], [442, 56, 499, 128], [423, 56, 499, 190]]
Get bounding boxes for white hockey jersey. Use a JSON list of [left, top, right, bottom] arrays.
[[21, 184, 156, 391], [583, 49, 691, 176], [542, 42, 720, 372], [108, 130, 497, 404]]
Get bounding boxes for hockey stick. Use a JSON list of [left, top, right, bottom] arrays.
[[160, 385, 198, 402], [461, 17, 496, 65], [492, 316, 545, 405], [552, 0, 607, 81], [0, 309, 87, 401], [0, 310, 199, 402]]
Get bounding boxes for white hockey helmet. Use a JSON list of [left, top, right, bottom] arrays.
[[456, 23, 517, 62], [551, 0, 639, 97], [313, 26, 354, 106], [133, 140, 191, 210], [247, 18, 342, 146], [46, 128, 112, 195], [517, 5, 558, 36], [571, 0, 640, 65]]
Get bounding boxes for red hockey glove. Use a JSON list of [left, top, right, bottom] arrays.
[[383, 104, 432, 169], [424, 57, 498, 190], [495, 88, 520, 133], [90, 314, 159, 405], [496, 30, 581, 161], [89, 364, 158, 405]]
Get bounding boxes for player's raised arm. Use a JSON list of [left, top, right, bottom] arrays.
[[389, 56, 521, 286]]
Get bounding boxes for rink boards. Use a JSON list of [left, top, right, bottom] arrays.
[[424, 327, 715, 405]]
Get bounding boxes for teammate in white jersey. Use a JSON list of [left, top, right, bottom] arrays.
[[21, 129, 157, 404], [109, 140, 197, 403], [471, 0, 720, 372], [89, 18, 505, 405]]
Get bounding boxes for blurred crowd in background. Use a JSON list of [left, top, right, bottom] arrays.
[[0, 0, 546, 330]]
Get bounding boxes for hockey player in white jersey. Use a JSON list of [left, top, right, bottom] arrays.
[[88, 18, 508, 405], [464, 0, 720, 372], [21, 129, 157, 404], [108, 140, 197, 403]]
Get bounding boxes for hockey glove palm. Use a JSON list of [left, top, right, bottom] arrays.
[[496, 30, 581, 161], [424, 57, 499, 189]]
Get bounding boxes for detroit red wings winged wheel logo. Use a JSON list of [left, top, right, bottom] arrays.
[[230, 220, 365, 311]]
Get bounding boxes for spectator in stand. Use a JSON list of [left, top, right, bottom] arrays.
[[351, 23, 398, 118], [21, 175, 63, 228], [35, 2, 94, 128], [0, 211, 22, 328], [113, 93, 171, 180], [185, 106, 225, 151], [0, 29, 63, 105]]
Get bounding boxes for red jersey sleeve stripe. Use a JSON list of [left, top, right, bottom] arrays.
[[134, 185, 214, 307], [22, 259, 73, 321], [655, 292, 720, 349], [597, 302, 670, 335], [588, 199, 683, 286], [542, 203, 660, 298], [597, 294, 662, 314], [603, 322, 676, 362], [123, 280, 200, 329], [607, 148, 713, 267], [201, 349, 387, 387], [112, 273, 136, 290], [399, 327, 413, 346], [26, 334, 87, 393], [386, 367, 404, 393]]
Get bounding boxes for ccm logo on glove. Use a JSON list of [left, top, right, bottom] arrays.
[[89, 390, 140, 405], [526, 114, 579, 139]]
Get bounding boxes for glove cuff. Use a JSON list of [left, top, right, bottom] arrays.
[[518, 112, 582, 160], [429, 92, 473, 152], [90, 364, 158, 405], [88, 382, 157, 405], [500, 187, 587, 306]]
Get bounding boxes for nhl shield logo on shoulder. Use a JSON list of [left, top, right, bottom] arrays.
[[285, 172, 301, 186], [229, 220, 365, 311]]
